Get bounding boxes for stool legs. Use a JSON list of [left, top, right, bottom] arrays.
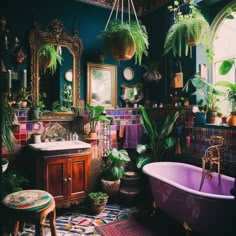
[[48, 207, 57, 236], [12, 220, 20, 236]]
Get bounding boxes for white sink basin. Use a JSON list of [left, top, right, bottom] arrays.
[[28, 140, 91, 151]]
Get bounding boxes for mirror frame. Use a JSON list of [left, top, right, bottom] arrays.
[[29, 19, 83, 117]]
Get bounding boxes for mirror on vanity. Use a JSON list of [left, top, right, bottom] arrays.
[[29, 19, 83, 119]]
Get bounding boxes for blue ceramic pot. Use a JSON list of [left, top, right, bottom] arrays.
[[195, 112, 206, 125]]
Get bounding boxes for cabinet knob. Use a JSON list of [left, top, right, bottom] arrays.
[[64, 178, 68, 182], [68, 178, 72, 182]]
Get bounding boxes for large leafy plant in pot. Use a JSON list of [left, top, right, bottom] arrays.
[[101, 148, 130, 196], [103, 20, 149, 65], [136, 106, 179, 169], [164, 0, 213, 64]]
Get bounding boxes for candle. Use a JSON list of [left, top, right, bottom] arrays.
[[23, 69, 27, 89], [8, 69, 11, 89]]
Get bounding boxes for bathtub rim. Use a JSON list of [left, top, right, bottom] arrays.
[[142, 162, 235, 200]]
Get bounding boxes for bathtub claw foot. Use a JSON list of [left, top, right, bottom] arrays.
[[150, 201, 158, 216], [183, 221, 191, 236]]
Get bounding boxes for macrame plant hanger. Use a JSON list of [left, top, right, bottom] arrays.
[[104, 0, 140, 61]]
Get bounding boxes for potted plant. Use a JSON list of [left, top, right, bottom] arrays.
[[88, 191, 109, 214], [142, 60, 162, 84], [164, 0, 213, 64], [102, 20, 149, 65], [215, 81, 236, 126], [85, 103, 110, 138], [137, 106, 179, 165], [101, 148, 130, 197], [17, 88, 32, 108], [39, 44, 62, 75]]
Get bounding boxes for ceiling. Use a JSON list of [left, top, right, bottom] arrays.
[[74, 0, 171, 16]]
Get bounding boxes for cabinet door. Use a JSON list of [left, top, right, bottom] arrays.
[[44, 157, 68, 202], [67, 154, 91, 200]]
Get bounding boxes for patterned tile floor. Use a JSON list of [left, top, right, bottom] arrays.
[[19, 203, 138, 236]]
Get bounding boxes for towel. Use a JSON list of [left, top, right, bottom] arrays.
[[119, 125, 125, 138], [123, 124, 144, 149]]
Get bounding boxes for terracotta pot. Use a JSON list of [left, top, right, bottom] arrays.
[[105, 35, 136, 61], [89, 198, 108, 214], [89, 132, 97, 139], [185, 33, 201, 46], [228, 115, 236, 126], [206, 111, 217, 124], [101, 179, 121, 197], [21, 100, 27, 108]]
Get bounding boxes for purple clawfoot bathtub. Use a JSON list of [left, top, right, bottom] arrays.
[[143, 162, 236, 236]]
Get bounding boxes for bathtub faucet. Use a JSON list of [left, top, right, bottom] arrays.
[[199, 136, 224, 192]]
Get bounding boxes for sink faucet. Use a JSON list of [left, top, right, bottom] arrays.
[[199, 136, 224, 191]]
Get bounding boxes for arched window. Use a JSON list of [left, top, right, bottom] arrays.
[[211, 1, 236, 115]]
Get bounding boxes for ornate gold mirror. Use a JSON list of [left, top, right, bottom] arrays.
[[29, 19, 83, 119]]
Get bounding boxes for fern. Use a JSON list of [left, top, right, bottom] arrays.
[[164, 3, 213, 64]]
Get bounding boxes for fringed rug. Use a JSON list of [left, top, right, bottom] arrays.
[[19, 204, 137, 236], [95, 215, 156, 236]]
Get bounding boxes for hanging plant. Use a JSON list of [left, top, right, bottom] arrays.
[[164, 0, 213, 64], [101, 0, 149, 65], [103, 20, 148, 65], [39, 44, 62, 75]]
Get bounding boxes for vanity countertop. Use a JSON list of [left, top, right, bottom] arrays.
[[28, 140, 91, 155]]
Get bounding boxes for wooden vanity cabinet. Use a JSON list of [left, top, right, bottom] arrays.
[[35, 152, 91, 207]]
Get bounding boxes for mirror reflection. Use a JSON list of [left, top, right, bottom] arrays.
[[29, 19, 83, 116], [39, 46, 73, 111], [120, 83, 144, 105]]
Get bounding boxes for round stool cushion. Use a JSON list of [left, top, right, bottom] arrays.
[[3, 189, 53, 212]]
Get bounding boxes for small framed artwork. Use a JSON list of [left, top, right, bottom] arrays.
[[87, 63, 117, 108]]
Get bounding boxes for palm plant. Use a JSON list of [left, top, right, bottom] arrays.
[[102, 20, 149, 65], [39, 44, 62, 75], [164, 0, 213, 64]]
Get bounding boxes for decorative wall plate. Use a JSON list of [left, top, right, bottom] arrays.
[[65, 69, 73, 82], [123, 67, 134, 81]]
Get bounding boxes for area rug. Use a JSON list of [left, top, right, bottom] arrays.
[[19, 204, 137, 236], [95, 215, 156, 236]]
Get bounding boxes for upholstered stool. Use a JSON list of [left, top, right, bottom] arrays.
[[2, 189, 57, 236]]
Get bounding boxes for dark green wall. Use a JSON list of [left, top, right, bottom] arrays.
[[0, 0, 144, 107]]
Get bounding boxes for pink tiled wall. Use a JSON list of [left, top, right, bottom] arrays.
[[2, 107, 236, 165]]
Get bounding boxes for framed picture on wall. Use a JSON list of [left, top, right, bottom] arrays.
[[87, 63, 117, 108]]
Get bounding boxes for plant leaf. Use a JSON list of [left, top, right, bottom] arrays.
[[219, 60, 234, 75]]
